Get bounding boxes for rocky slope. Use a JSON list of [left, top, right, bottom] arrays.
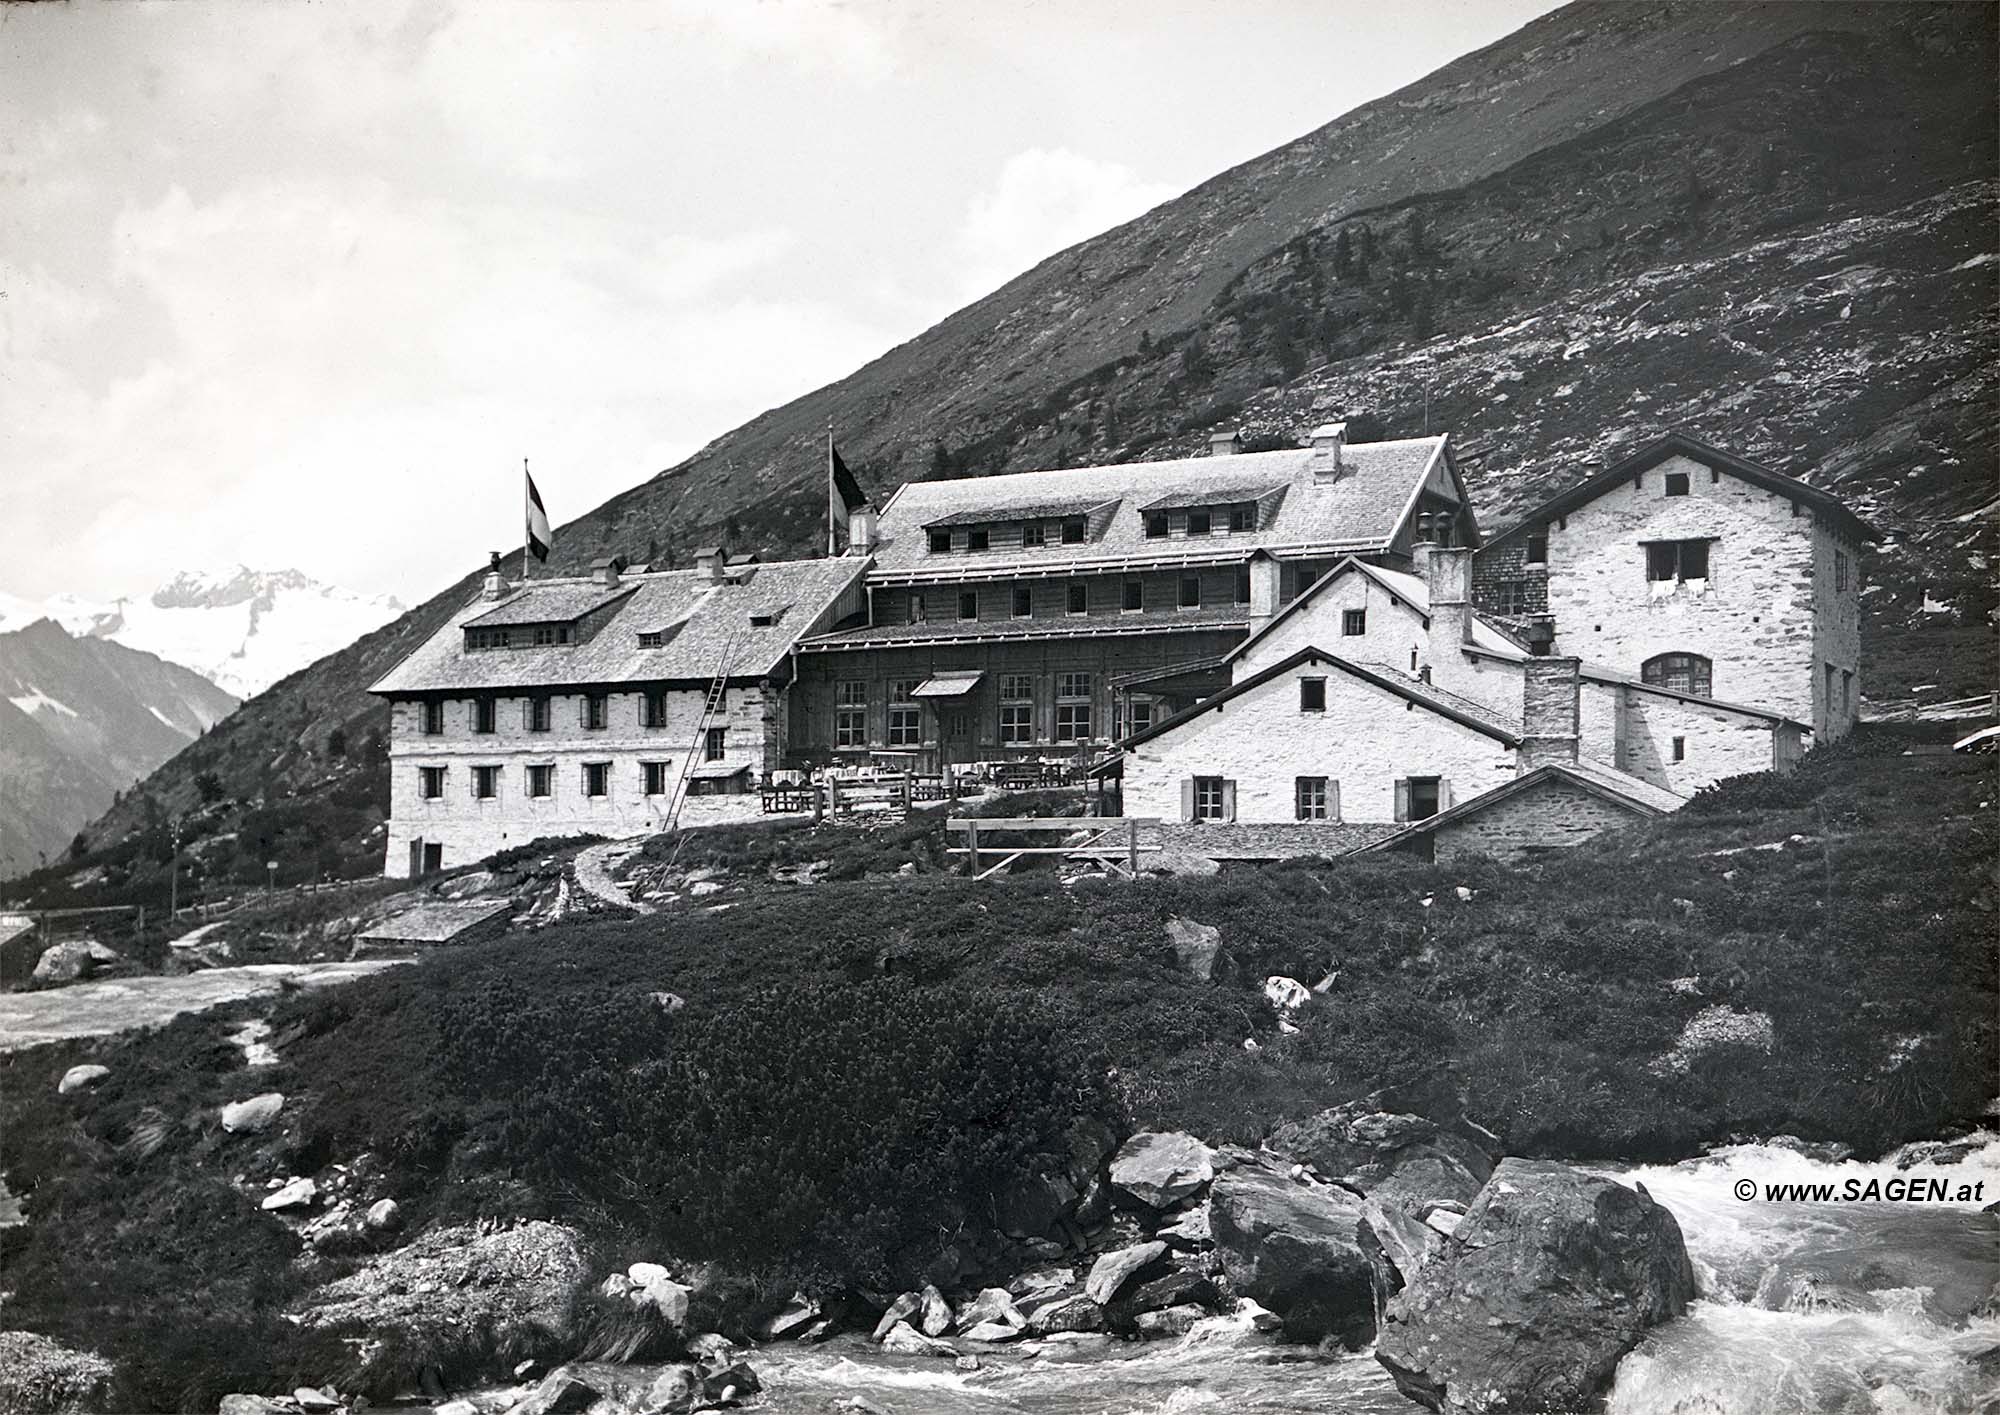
[[32, 0, 1996, 886], [0, 619, 238, 877]]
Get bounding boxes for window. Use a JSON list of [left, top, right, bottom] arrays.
[[1060, 517, 1086, 544], [643, 762, 669, 795], [704, 727, 726, 762], [928, 528, 952, 553], [473, 765, 499, 800], [1300, 678, 1326, 712], [1144, 512, 1169, 539], [531, 623, 572, 646], [1055, 672, 1092, 741], [422, 701, 444, 735], [1123, 578, 1144, 612], [1490, 580, 1530, 616], [1235, 566, 1251, 605], [888, 680, 922, 747], [1643, 652, 1713, 698], [1023, 521, 1046, 548], [958, 590, 979, 621], [1671, 737, 1686, 764], [1834, 550, 1849, 593], [583, 762, 609, 798], [1191, 775, 1230, 822], [1296, 776, 1332, 820], [643, 692, 666, 729], [1067, 581, 1088, 615], [999, 703, 1034, 743], [466, 627, 508, 651], [908, 594, 926, 623], [1129, 700, 1155, 735], [1665, 471, 1690, 497], [1012, 584, 1032, 618], [967, 527, 989, 552], [527, 764, 553, 798], [1526, 531, 1549, 565], [1178, 574, 1201, 609], [638, 630, 664, 649], [1645, 539, 1711, 582], [473, 697, 496, 734], [584, 693, 608, 730], [835, 680, 867, 748], [1842, 669, 1853, 716], [419, 766, 446, 799], [1186, 508, 1211, 537], [1342, 608, 1366, 636], [1057, 671, 1091, 699], [1401, 776, 1442, 822], [1229, 503, 1255, 533]]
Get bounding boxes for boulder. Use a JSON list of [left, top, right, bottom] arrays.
[[1268, 1104, 1491, 1213], [1111, 1267, 1219, 1321], [645, 1366, 701, 1412], [57, 1064, 110, 1095], [1262, 975, 1311, 1015], [1109, 1132, 1214, 1211], [632, 1268, 692, 1329], [1374, 1159, 1696, 1415], [1134, 1304, 1206, 1338], [503, 1366, 600, 1415], [291, 1387, 340, 1412], [1237, 1298, 1286, 1333], [216, 1398, 289, 1415], [918, 1283, 953, 1337], [260, 1176, 317, 1211], [699, 1360, 762, 1403], [871, 1291, 923, 1340], [1085, 1240, 1167, 1305], [960, 1320, 1024, 1343], [879, 1321, 956, 1357], [363, 1198, 401, 1232], [1210, 1153, 1375, 1346], [31, 940, 121, 985], [0, 1331, 116, 1414], [1164, 917, 1222, 980], [955, 1287, 1026, 1331], [435, 1402, 481, 1415], [1358, 1198, 1446, 1313], [1025, 1293, 1105, 1335], [759, 1290, 820, 1341], [220, 1092, 286, 1135], [994, 1168, 1079, 1240], [1158, 1200, 1213, 1252]]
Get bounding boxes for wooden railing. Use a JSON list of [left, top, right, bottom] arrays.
[[944, 816, 1159, 881]]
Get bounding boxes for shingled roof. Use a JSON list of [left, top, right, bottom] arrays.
[[867, 435, 1465, 582], [370, 557, 867, 695], [1354, 759, 1685, 857]]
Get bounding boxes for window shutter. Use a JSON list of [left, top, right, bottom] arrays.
[[1394, 778, 1411, 823], [1180, 778, 1195, 823], [1221, 780, 1237, 822], [1329, 780, 1341, 821], [1439, 778, 1455, 810]]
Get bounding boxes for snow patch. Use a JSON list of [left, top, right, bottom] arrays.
[[9, 687, 78, 718]]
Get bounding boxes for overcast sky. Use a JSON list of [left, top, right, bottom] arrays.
[[2, 0, 1560, 606]]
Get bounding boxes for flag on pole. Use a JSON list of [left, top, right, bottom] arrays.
[[525, 466, 552, 563], [827, 435, 866, 553]]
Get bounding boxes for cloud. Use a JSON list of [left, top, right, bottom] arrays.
[[955, 147, 1181, 302]]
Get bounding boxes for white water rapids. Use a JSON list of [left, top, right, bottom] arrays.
[[498, 1130, 2000, 1414]]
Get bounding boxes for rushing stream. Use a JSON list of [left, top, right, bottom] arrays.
[[501, 1130, 2000, 1414]]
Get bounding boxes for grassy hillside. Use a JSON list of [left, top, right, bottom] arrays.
[[24, 0, 1995, 893], [2, 725, 1992, 1408]]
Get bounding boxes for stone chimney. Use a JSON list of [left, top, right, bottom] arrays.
[[1208, 429, 1242, 458], [694, 546, 727, 583], [1518, 656, 1582, 771], [1246, 551, 1281, 634], [589, 555, 624, 588], [1309, 423, 1346, 482], [847, 503, 879, 554], [482, 550, 510, 600], [1422, 544, 1475, 667]]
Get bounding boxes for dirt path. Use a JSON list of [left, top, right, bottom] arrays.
[[0, 959, 411, 1052]]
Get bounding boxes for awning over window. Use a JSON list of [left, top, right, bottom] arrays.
[[688, 761, 751, 779], [911, 671, 986, 698]]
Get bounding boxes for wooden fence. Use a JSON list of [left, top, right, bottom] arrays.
[[944, 816, 1159, 881]]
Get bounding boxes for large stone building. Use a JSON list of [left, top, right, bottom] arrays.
[[369, 550, 865, 877]]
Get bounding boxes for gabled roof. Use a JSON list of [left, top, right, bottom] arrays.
[[1355, 759, 1684, 854], [1484, 431, 1877, 548], [464, 582, 635, 628], [1119, 645, 1522, 752], [371, 557, 868, 695], [868, 435, 1465, 582], [1223, 555, 1526, 667]]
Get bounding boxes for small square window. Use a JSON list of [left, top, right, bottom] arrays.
[[928, 528, 952, 553], [1342, 609, 1366, 636], [1060, 517, 1086, 544], [1123, 579, 1144, 612], [1178, 574, 1201, 609], [704, 727, 726, 762], [1526, 532, 1549, 565], [422, 701, 444, 735], [967, 527, 989, 552], [1187, 508, 1211, 537], [1229, 503, 1254, 532], [1300, 678, 1326, 712], [958, 591, 979, 621], [584, 762, 610, 798], [1023, 521, 1046, 547], [643, 762, 668, 795], [1665, 471, 1690, 497], [1012, 584, 1033, 618], [1295, 776, 1331, 820], [1054, 702, 1092, 741], [1192, 776, 1228, 822], [998, 702, 1033, 744], [527, 764, 553, 798], [419, 766, 446, 799], [1144, 512, 1169, 539], [638, 630, 664, 649], [1067, 581, 1088, 615]]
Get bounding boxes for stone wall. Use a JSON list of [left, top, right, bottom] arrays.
[[1233, 573, 1427, 680], [1810, 519, 1865, 740], [1124, 658, 1517, 826], [384, 682, 774, 877], [1616, 690, 1786, 794], [1434, 779, 1647, 863]]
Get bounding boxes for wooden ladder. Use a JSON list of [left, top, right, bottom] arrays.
[[656, 638, 741, 838]]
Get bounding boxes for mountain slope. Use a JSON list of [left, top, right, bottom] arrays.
[[0, 619, 239, 876], [19, 0, 1993, 896]]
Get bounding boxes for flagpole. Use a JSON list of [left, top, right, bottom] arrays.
[[826, 424, 836, 558], [523, 458, 532, 583]]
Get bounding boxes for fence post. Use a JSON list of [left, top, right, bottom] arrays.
[[1128, 819, 1139, 878], [967, 821, 980, 878]]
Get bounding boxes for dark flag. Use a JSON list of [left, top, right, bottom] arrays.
[[525, 466, 552, 563], [828, 435, 867, 553]]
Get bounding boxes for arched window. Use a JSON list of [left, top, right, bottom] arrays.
[[1643, 652, 1712, 698]]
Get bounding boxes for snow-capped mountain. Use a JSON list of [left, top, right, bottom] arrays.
[[0, 567, 405, 700], [0, 617, 240, 878]]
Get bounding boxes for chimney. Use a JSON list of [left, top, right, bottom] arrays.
[[847, 503, 879, 554], [589, 554, 625, 588], [1309, 423, 1346, 481], [1246, 551, 1281, 633], [482, 550, 510, 600], [694, 546, 726, 583], [1208, 429, 1242, 458], [1423, 544, 1474, 657], [1518, 656, 1582, 772]]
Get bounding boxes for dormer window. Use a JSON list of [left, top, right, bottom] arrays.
[[1023, 521, 1046, 548], [1229, 503, 1254, 533], [1187, 508, 1212, 537], [928, 528, 952, 554], [638, 631, 664, 648], [749, 608, 783, 628], [967, 527, 989, 552], [1060, 517, 1086, 544], [1145, 512, 1169, 539]]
